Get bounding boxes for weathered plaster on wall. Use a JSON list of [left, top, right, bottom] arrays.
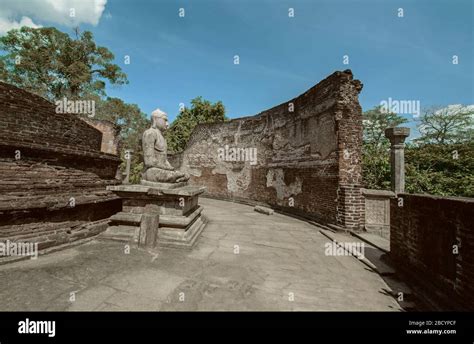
[[175, 70, 364, 229], [266, 169, 303, 200]]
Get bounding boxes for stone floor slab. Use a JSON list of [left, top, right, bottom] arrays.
[[0, 197, 402, 311]]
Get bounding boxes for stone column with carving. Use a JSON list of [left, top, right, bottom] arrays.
[[385, 127, 410, 194]]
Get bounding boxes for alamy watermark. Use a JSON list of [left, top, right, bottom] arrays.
[[18, 318, 55, 337], [55, 97, 95, 118], [380, 97, 420, 118], [0, 240, 38, 259], [325, 241, 365, 260], [217, 145, 257, 165]]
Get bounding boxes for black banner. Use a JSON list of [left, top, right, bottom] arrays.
[[0, 312, 473, 342]]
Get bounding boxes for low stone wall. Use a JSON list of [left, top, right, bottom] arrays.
[[362, 189, 395, 239], [178, 70, 364, 230], [0, 82, 122, 259], [390, 193, 474, 310]]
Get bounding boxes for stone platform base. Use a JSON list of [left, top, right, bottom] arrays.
[[100, 184, 206, 249], [100, 212, 142, 244], [159, 206, 207, 249]]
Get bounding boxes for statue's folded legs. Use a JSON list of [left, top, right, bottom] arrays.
[[142, 167, 189, 183]]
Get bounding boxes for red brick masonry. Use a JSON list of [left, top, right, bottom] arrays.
[[391, 193, 474, 310], [0, 82, 122, 255], [179, 70, 364, 230]]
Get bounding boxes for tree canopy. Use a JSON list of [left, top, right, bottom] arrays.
[[92, 96, 149, 183], [363, 105, 408, 147], [362, 106, 407, 190], [362, 105, 474, 197], [0, 27, 128, 101], [165, 96, 227, 153], [416, 105, 474, 145]]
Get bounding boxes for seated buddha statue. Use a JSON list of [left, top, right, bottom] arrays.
[[141, 108, 189, 184]]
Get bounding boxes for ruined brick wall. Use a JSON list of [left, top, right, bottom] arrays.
[[391, 194, 474, 310], [81, 117, 121, 155], [0, 82, 122, 258], [178, 70, 364, 229], [0, 82, 101, 151]]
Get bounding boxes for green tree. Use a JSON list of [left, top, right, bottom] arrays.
[[404, 105, 474, 197], [88, 96, 149, 182], [362, 106, 407, 189], [166, 96, 227, 153], [362, 105, 474, 197], [405, 142, 474, 197], [363, 105, 408, 147], [416, 105, 474, 145], [93, 96, 149, 151], [0, 27, 127, 101]]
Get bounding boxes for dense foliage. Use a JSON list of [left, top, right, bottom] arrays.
[[165, 97, 227, 153], [0, 27, 127, 100], [363, 106, 474, 197]]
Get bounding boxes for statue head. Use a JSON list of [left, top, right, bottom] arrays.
[[151, 108, 169, 131]]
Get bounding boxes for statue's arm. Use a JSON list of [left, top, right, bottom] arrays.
[[157, 134, 175, 170], [143, 131, 163, 168], [143, 134, 157, 167], [143, 131, 175, 170]]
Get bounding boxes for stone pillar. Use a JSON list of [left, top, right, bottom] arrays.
[[123, 149, 133, 184], [385, 127, 410, 194], [139, 213, 159, 248]]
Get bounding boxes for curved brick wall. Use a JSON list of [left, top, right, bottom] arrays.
[[0, 82, 120, 178], [0, 83, 122, 259], [391, 194, 474, 310], [178, 70, 364, 230], [0, 82, 102, 151]]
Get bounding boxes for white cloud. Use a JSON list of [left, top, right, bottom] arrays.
[[0, 0, 107, 35], [0, 16, 42, 35]]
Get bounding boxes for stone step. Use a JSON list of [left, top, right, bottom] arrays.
[[383, 275, 414, 298], [362, 248, 395, 276], [398, 300, 417, 312], [159, 206, 203, 228], [350, 231, 390, 253], [254, 205, 274, 215], [158, 216, 207, 249], [109, 212, 142, 226], [100, 225, 140, 243]]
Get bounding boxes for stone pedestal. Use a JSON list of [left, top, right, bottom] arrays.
[[101, 184, 207, 249], [362, 188, 395, 239]]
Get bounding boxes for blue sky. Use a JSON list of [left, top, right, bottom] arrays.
[[1, 0, 473, 132]]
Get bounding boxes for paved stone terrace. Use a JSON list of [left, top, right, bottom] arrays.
[[0, 198, 401, 311]]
